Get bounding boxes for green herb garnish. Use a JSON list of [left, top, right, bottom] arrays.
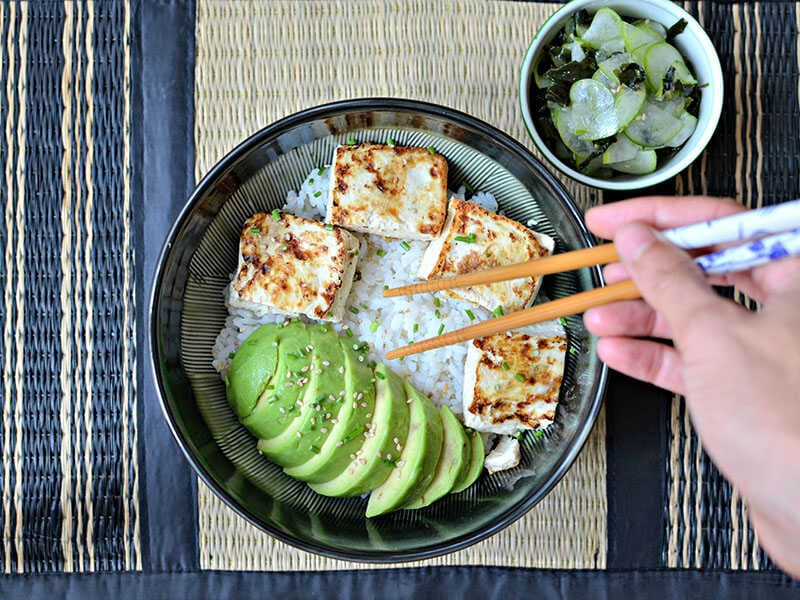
[[249, 227, 261, 234], [515, 373, 526, 382], [437, 323, 445, 335], [463, 181, 474, 193], [228, 352, 236, 359], [347, 137, 356, 145], [666, 18, 688, 42], [427, 146, 436, 155], [369, 321, 379, 332], [348, 306, 359, 315], [345, 328, 354, 338], [502, 362, 510, 371], [325, 224, 334, 231], [533, 429, 545, 439], [559, 317, 568, 327], [435, 309, 442, 319], [492, 305, 504, 318], [412, 323, 419, 333], [271, 209, 280, 221], [376, 248, 386, 257], [313, 191, 322, 198], [387, 137, 395, 147], [374, 370, 386, 380], [465, 309, 475, 321], [399, 241, 411, 252], [433, 297, 441, 308], [317, 167, 325, 176], [453, 233, 477, 243]]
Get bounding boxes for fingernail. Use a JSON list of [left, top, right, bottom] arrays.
[[615, 223, 662, 263]]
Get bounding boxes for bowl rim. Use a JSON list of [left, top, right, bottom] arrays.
[[148, 97, 608, 563], [518, 0, 724, 190]]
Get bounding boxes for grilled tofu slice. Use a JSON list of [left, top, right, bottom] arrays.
[[228, 212, 359, 322], [462, 320, 567, 435], [325, 143, 448, 240], [418, 199, 554, 313]]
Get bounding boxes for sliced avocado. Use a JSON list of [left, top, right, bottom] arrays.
[[256, 324, 347, 468], [365, 383, 443, 518], [225, 324, 282, 419], [450, 429, 486, 494], [309, 364, 411, 497], [284, 338, 376, 483], [239, 320, 313, 440], [403, 406, 469, 509]]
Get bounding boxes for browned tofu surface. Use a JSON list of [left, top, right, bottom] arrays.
[[228, 211, 359, 321], [326, 143, 448, 239]]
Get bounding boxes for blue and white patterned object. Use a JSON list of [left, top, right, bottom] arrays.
[[695, 227, 800, 275], [664, 199, 800, 249]]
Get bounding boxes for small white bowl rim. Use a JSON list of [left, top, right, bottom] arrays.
[[519, 0, 724, 191]]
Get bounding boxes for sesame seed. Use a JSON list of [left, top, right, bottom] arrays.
[[336, 441, 343, 447], [296, 432, 302, 438], [356, 449, 363, 456], [350, 454, 356, 460], [338, 366, 345, 374], [322, 360, 330, 367], [279, 407, 286, 414], [358, 356, 364, 362], [315, 369, 322, 375], [325, 413, 331, 419], [321, 428, 328, 433], [386, 453, 392, 460], [406, 398, 413, 404], [316, 405, 321, 411], [331, 418, 338, 424], [306, 345, 314, 352], [286, 381, 294, 387], [395, 444, 402, 452], [397, 460, 404, 467], [338, 390, 345, 396], [377, 450, 382, 458], [360, 458, 367, 465], [311, 418, 316, 425], [301, 366, 309, 372], [329, 394, 335, 401], [353, 402, 358, 409], [365, 413, 371, 419], [393, 437, 399, 444], [360, 402, 367, 408]]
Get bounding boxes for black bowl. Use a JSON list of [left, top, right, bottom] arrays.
[[149, 98, 607, 562]]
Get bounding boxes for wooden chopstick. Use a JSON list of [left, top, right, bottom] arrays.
[[382, 243, 619, 298], [384, 279, 640, 359]]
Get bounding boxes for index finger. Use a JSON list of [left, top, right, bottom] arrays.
[[585, 196, 745, 240]]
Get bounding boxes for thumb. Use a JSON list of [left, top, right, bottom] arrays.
[[615, 222, 724, 339]]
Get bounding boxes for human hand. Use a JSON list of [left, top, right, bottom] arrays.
[[583, 195, 800, 578]]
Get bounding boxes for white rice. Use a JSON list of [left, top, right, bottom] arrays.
[[212, 167, 497, 415]]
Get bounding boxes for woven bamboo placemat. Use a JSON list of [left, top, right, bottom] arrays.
[[194, 0, 607, 571]]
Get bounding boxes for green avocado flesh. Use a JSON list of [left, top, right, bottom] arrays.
[[403, 405, 469, 509], [309, 364, 410, 497], [450, 429, 486, 494], [225, 321, 483, 515]]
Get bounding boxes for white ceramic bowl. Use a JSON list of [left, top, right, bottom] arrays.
[[519, 0, 724, 190]]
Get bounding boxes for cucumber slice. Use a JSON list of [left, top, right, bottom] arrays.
[[644, 42, 697, 94], [610, 149, 658, 174], [624, 98, 684, 148], [597, 38, 626, 60], [602, 134, 640, 164], [623, 23, 662, 52], [565, 40, 586, 62], [666, 111, 698, 147], [551, 107, 594, 155], [580, 8, 623, 49], [635, 20, 667, 39], [614, 86, 646, 129], [597, 52, 634, 85], [564, 79, 619, 140], [592, 69, 616, 89]]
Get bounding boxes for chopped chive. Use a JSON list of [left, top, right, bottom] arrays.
[[437, 323, 445, 335], [348, 306, 359, 315], [374, 371, 386, 380], [309, 178, 315, 184], [345, 328, 354, 338], [485, 251, 492, 258], [398, 357, 405, 362], [412, 323, 419, 333], [317, 167, 325, 176], [559, 317, 568, 327], [376, 248, 386, 257], [569, 346, 579, 355], [492, 305, 504, 318], [513, 432, 523, 440], [502, 362, 510, 371], [313, 191, 322, 198], [249, 227, 261, 233], [387, 137, 395, 147], [369, 321, 379, 332], [454, 233, 477, 243], [228, 351, 236, 359], [435, 309, 442, 319], [433, 297, 441, 308], [325, 224, 334, 231], [383, 284, 390, 291], [533, 429, 545, 439], [427, 146, 436, 154], [399, 241, 411, 252], [271, 209, 281, 221], [360, 302, 368, 310], [464, 181, 474, 193], [465, 309, 476, 321], [347, 137, 356, 145], [515, 373, 526, 382]]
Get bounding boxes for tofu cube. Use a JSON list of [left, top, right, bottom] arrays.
[[228, 212, 359, 322], [325, 143, 448, 240], [418, 198, 554, 313], [462, 321, 567, 435]]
